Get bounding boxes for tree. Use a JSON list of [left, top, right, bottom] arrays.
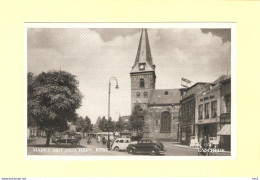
[[98, 116, 115, 132], [27, 72, 36, 127], [115, 116, 124, 133], [75, 116, 93, 137], [128, 104, 146, 136], [28, 70, 83, 146], [84, 116, 93, 133], [98, 116, 108, 132]]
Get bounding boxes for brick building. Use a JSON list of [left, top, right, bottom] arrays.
[[218, 77, 231, 150], [195, 83, 221, 144], [130, 29, 183, 141], [178, 83, 211, 144]]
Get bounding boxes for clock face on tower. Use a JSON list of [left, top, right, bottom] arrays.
[[139, 63, 145, 70]]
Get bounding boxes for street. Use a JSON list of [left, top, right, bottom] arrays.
[[27, 138, 230, 156]]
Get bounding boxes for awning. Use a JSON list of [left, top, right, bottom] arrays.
[[217, 124, 231, 135]]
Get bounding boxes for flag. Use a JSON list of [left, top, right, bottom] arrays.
[[181, 78, 192, 88]]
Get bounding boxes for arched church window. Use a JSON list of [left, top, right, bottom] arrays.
[[160, 111, 171, 132], [144, 92, 148, 98], [136, 92, 140, 98], [140, 79, 145, 88]]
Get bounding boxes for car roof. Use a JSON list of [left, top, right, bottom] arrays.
[[140, 138, 152, 141], [140, 139, 159, 142]]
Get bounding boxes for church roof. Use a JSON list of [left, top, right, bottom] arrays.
[[148, 89, 181, 106], [131, 29, 155, 73]]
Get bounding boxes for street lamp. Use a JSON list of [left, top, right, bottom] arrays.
[[107, 77, 119, 150]]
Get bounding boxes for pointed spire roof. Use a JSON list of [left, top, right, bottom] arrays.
[[131, 29, 155, 73]]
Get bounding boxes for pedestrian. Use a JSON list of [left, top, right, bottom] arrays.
[[102, 137, 106, 146], [87, 137, 91, 144], [97, 135, 101, 143], [201, 136, 209, 148], [200, 136, 209, 156]]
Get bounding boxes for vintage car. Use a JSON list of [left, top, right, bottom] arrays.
[[111, 138, 131, 151], [127, 139, 166, 155], [52, 133, 81, 146]]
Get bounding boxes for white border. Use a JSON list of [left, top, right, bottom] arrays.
[[24, 23, 237, 161], [2, 178, 251, 180]]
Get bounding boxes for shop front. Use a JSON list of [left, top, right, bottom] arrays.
[[197, 123, 218, 143], [180, 125, 193, 145], [217, 124, 231, 151]]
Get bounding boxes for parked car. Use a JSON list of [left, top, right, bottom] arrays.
[[111, 138, 131, 151], [52, 133, 81, 146], [127, 139, 166, 155]]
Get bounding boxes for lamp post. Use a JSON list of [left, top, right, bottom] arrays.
[[107, 77, 119, 150]]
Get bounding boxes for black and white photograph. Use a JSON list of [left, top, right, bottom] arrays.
[[26, 23, 235, 158]]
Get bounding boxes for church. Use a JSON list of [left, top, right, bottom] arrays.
[[130, 29, 184, 141]]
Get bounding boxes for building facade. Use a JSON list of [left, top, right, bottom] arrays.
[[219, 77, 231, 150], [130, 29, 182, 141], [178, 83, 211, 144], [27, 127, 46, 138], [144, 89, 182, 141], [129, 29, 232, 144], [195, 84, 221, 144], [130, 29, 156, 110]]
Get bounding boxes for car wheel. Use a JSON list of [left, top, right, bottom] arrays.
[[71, 142, 76, 146], [114, 146, 119, 151], [128, 148, 134, 154], [150, 149, 157, 156]]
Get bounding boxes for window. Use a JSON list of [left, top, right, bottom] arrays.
[[140, 79, 144, 88], [204, 103, 209, 119], [165, 91, 168, 95], [144, 92, 148, 98], [211, 101, 217, 118], [136, 92, 140, 98], [119, 140, 124, 143], [225, 95, 231, 113], [198, 104, 203, 120], [160, 111, 171, 132]]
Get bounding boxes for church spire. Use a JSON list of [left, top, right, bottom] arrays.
[[131, 29, 155, 73]]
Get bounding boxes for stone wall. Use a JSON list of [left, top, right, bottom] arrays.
[[144, 105, 180, 141], [131, 72, 155, 109]]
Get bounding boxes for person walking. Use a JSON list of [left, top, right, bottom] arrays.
[[102, 137, 106, 146], [200, 136, 209, 156], [201, 136, 209, 148]]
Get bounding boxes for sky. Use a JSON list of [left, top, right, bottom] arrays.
[[27, 28, 231, 123]]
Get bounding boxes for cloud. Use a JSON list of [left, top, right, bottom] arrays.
[[201, 29, 231, 43], [90, 28, 140, 42], [27, 28, 231, 123]]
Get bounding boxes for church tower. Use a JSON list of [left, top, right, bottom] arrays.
[[130, 29, 156, 110]]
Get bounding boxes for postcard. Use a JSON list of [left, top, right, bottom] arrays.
[[25, 23, 236, 160]]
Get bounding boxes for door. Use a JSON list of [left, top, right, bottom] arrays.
[[135, 140, 144, 152], [186, 127, 192, 145], [123, 139, 130, 150]]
